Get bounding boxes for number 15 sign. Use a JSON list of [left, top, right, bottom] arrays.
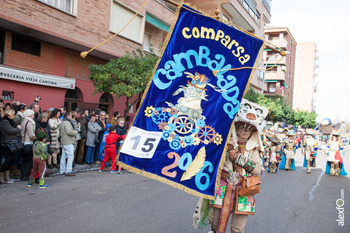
[[120, 126, 162, 159]]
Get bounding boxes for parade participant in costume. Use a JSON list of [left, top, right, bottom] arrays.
[[325, 132, 348, 176], [280, 131, 297, 171], [262, 133, 271, 167], [276, 128, 286, 142], [99, 126, 126, 173], [281, 128, 288, 141], [267, 133, 281, 173], [302, 130, 318, 174], [193, 99, 268, 233]]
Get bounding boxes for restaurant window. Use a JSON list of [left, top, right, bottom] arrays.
[[11, 34, 41, 56]]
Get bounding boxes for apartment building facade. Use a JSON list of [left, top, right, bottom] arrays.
[[182, 0, 272, 92], [0, 0, 175, 115], [293, 42, 319, 112], [263, 27, 297, 107]]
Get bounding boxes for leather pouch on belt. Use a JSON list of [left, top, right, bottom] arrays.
[[238, 175, 261, 197]]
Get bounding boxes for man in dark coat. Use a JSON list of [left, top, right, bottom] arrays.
[[94, 111, 108, 164], [76, 109, 88, 164]]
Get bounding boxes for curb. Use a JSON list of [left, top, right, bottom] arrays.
[[46, 163, 102, 176]]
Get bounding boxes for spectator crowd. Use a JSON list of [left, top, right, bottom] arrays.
[[0, 97, 128, 187]]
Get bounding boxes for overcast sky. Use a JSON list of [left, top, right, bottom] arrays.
[[269, 0, 350, 122]]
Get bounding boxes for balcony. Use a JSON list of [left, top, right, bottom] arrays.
[[265, 56, 286, 66], [265, 71, 285, 81], [262, 0, 271, 13], [268, 39, 288, 49], [221, 0, 265, 33], [143, 44, 160, 56]]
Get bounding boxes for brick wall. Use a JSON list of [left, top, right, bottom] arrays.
[[0, 0, 177, 58], [4, 31, 55, 74], [66, 49, 107, 81], [0, 0, 177, 115]]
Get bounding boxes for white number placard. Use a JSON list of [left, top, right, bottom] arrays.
[[120, 126, 162, 159]]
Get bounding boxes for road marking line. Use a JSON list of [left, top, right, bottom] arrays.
[[308, 169, 325, 201]]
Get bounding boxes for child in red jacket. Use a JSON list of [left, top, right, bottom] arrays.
[[99, 126, 126, 173]]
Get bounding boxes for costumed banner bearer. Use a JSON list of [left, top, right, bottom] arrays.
[[117, 3, 267, 199], [193, 99, 268, 233]]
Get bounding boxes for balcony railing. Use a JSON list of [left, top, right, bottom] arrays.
[[155, 0, 176, 12], [265, 56, 286, 66], [143, 44, 160, 56], [268, 39, 288, 49], [262, 0, 271, 13], [238, 0, 260, 24]]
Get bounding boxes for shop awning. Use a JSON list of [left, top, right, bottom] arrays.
[[283, 82, 289, 89], [145, 14, 170, 31], [0, 65, 75, 89], [265, 80, 278, 83]]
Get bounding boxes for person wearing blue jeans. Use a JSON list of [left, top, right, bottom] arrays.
[[59, 112, 78, 176], [85, 146, 96, 164]]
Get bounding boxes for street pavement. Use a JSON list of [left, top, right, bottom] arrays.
[[0, 147, 349, 233]]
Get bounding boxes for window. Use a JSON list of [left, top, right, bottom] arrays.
[[242, 0, 260, 24], [222, 14, 230, 22], [262, 0, 271, 13], [38, 0, 75, 14], [11, 34, 41, 56], [143, 33, 151, 51], [268, 83, 276, 93], [257, 69, 265, 81], [110, 1, 144, 43], [155, 0, 176, 12], [2, 91, 14, 100], [64, 88, 81, 112]]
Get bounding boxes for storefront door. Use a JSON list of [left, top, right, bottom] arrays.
[[64, 88, 83, 112]]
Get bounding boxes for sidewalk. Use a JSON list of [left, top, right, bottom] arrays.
[[45, 163, 102, 176]]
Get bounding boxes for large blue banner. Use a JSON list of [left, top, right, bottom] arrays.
[[118, 5, 264, 199]]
